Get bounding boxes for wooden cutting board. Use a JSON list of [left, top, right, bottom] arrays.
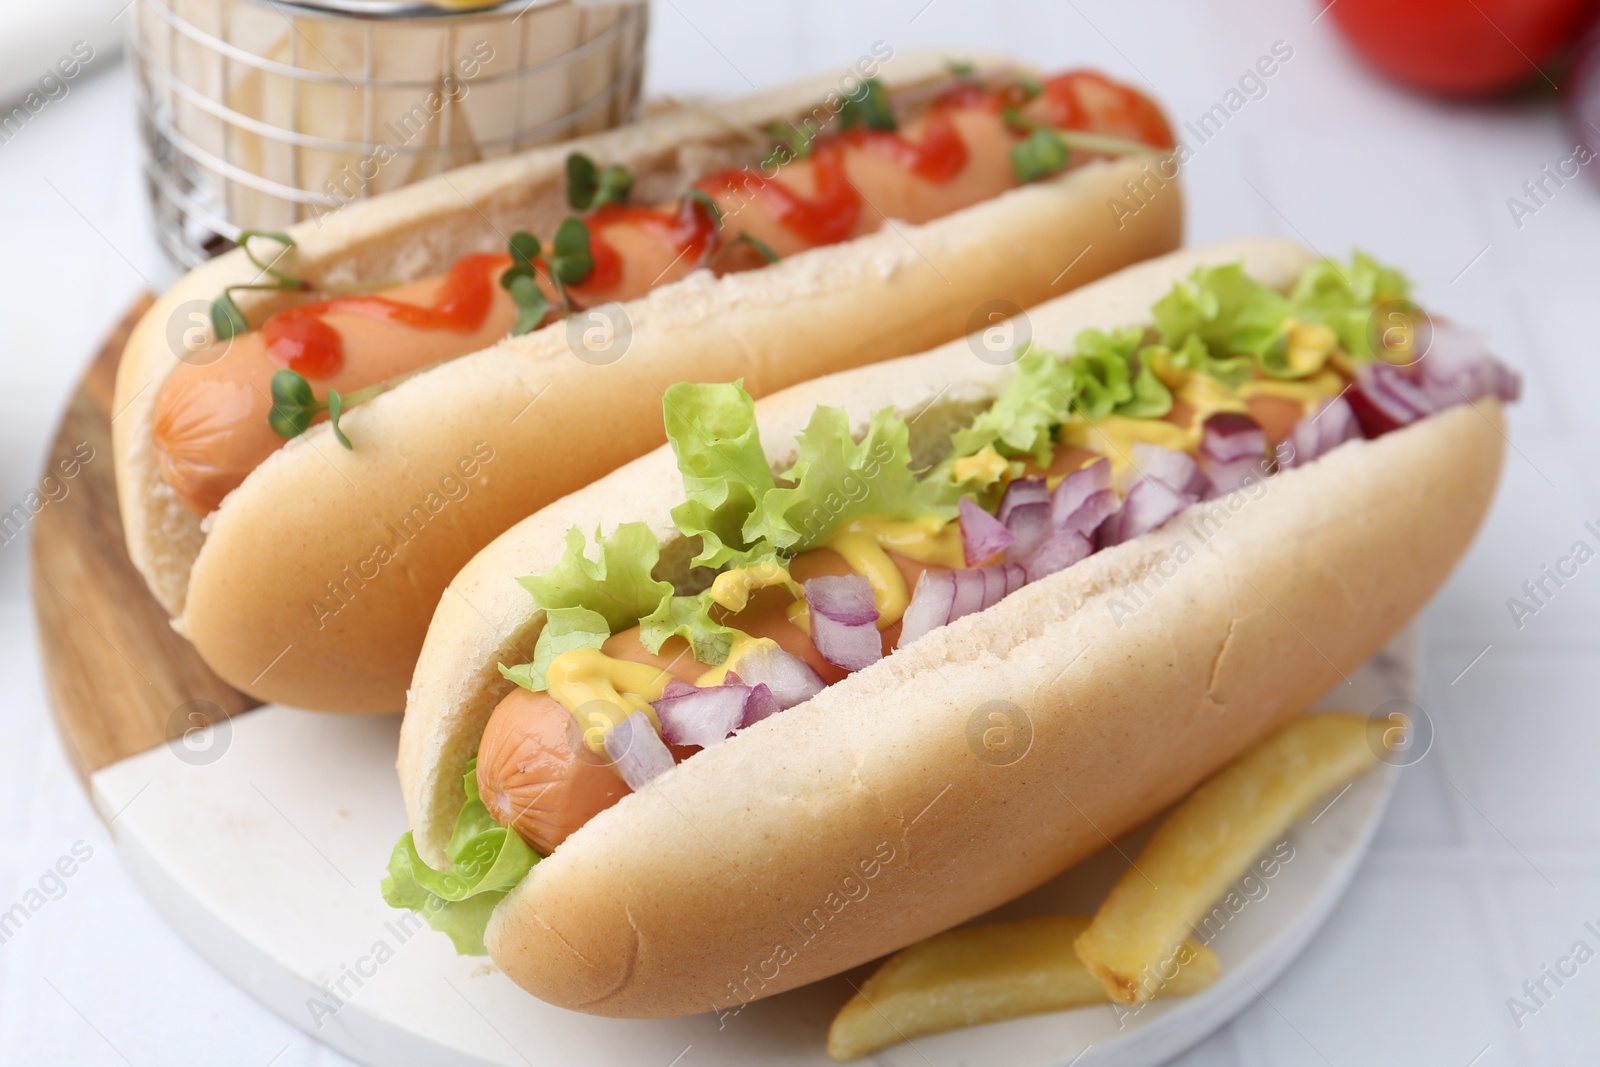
[[30, 295, 260, 791]]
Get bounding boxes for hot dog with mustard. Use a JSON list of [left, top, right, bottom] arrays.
[[386, 238, 1515, 1016]]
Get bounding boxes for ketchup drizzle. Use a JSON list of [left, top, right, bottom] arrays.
[[1036, 70, 1175, 149], [262, 252, 507, 379], [578, 197, 719, 295], [689, 80, 1023, 250], [843, 106, 969, 183]]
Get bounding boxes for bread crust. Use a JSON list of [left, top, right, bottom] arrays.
[[395, 236, 1506, 1015], [112, 49, 1184, 713]]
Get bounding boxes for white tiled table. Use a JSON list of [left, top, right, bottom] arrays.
[[3, 2, 1597, 1064]]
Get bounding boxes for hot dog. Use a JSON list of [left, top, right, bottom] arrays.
[[114, 50, 1184, 713], [153, 69, 1169, 515], [385, 238, 1516, 1015]]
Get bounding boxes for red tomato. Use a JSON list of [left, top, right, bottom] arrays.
[[1328, 0, 1597, 97]]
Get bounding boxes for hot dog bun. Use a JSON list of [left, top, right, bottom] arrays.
[[113, 49, 1183, 713], [396, 237, 1504, 1016]]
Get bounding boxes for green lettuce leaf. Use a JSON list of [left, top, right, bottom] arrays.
[[944, 331, 1172, 469], [1069, 328, 1135, 421], [1143, 333, 1255, 390], [662, 381, 776, 569], [516, 523, 672, 634], [380, 759, 538, 955], [1071, 327, 1174, 421], [638, 591, 742, 663], [948, 342, 1077, 465], [1121, 349, 1175, 419], [499, 605, 610, 692], [746, 403, 961, 553], [1152, 262, 1292, 367], [640, 544, 799, 663], [1289, 251, 1412, 361]]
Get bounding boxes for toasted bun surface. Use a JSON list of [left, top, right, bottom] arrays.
[[112, 49, 1182, 714], [396, 238, 1504, 1015]]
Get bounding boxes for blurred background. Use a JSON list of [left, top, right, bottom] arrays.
[[4, 0, 1600, 1064]]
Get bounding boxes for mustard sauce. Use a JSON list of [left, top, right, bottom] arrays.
[[817, 516, 964, 628], [544, 649, 672, 756]]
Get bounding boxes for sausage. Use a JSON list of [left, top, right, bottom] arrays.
[[475, 547, 940, 853], [1030, 444, 1105, 482], [151, 71, 1170, 515], [153, 264, 520, 513], [1247, 394, 1307, 446], [475, 686, 630, 855], [696, 105, 1023, 260]]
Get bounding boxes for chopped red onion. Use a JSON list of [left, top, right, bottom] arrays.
[[805, 575, 882, 671], [1132, 441, 1209, 497], [1200, 415, 1268, 498], [1314, 394, 1361, 454], [1002, 501, 1052, 565], [1493, 361, 1522, 402], [809, 616, 882, 671], [1055, 486, 1120, 540], [604, 711, 676, 791], [961, 565, 1020, 617], [898, 570, 955, 648], [1095, 511, 1121, 550], [949, 567, 986, 619], [803, 575, 879, 627], [727, 643, 824, 710], [960, 496, 1014, 566], [742, 683, 781, 726], [1348, 360, 1435, 437], [1202, 456, 1267, 499], [1050, 458, 1111, 524], [981, 563, 1011, 604], [898, 564, 1022, 648], [1349, 322, 1520, 438], [1419, 323, 1522, 407], [1003, 459, 1116, 572], [997, 477, 1049, 525], [652, 679, 748, 748], [1201, 412, 1266, 463], [1002, 562, 1026, 595], [1278, 395, 1360, 470], [1023, 529, 1093, 582], [1105, 476, 1197, 545]]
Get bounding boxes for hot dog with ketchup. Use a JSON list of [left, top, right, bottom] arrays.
[[116, 51, 1185, 714], [386, 239, 1516, 1018], [152, 68, 1172, 514]]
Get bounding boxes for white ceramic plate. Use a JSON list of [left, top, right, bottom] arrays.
[[89, 630, 1414, 1067]]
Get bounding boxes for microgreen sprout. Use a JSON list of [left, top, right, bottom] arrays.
[[708, 230, 780, 269], [210, 231, 315, 341], [838, 78, 896, 132], [1010, 126, 1071, 183], [687, 189, 725, 229], [498, 219, 595, 337], [268, 369, 375, 448], [763, 119, 817, 168], [267, 362, 438, 446], [1005, 106, 1153, 162], [566, 152, 633, 212], [548, 217, 595, 287]]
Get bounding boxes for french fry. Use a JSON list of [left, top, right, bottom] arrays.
[[826, 915, 1220, 1060], [1073, 713, 1381, 1005]]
